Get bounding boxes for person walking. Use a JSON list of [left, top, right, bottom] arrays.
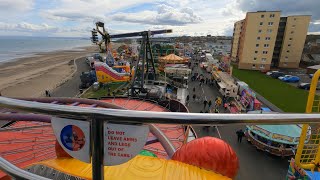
[[193, 94, 196, 102], [236, 129, 245, 143], [203, 99, 208, 109], [208, 100, 212, 109], [186, 95, 190, 106], [224, 103, 228, 111]]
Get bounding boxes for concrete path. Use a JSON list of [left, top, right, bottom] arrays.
[[51, 57, 90, 97]]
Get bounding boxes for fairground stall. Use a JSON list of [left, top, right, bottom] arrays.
[[212, 71, 238, 98], [158, 54, 189, 71], [219, 56, 231, 73], [228, 87, 261, 113]]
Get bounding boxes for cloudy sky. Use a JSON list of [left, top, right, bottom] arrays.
[[0, 0, 319, 37]]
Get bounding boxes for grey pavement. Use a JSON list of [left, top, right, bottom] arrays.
[[187, 59, 289, 180], [51, 57, 90, 97]]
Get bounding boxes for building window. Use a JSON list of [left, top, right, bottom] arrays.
[[256, 44, 259, 47], [270, 14, 275, 18], [287, 50, 290, 53], [265, 37, 271, 40], [260, 22, 263, 26], [262, 58, 267, 62], [258, 29, 262, 33], [263, 51, 268, 54], [252, 64, 256, 69], [254, 57, 257, 61], [284, 63, 288, 66], [260, 64, 265, 69], [288, 44, 291, 46], [255, 51, 258, 54], [292, 25, 296, 28], [294, 18, 297, 21], [267, 29, 272, 33], [257, 37, 261, 40], [268, 22, 274, 26], [264, 44, 269, 48], [289, 38, 293, 41], [285, 56, 288, 61], [261, 15, 264, 18], [291, 31, 294, 34]]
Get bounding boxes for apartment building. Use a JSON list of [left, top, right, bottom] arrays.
[[274, 16, 311, 68], [231, 20, 243, 62], [231, 11, 311, 71]]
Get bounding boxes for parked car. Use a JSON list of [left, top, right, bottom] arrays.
[[278, 75, 291, 80], [270, 72, 285, 79], [266, 71, 279, 76], [298, 83, 320, 90], [309, 74, 314, 78], [281, 76, 300, 83]]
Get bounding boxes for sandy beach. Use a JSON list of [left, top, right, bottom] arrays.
[[0, 46, 98, 97]]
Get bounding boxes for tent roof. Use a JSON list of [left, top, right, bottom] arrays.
[[160, 54, 184, 61]]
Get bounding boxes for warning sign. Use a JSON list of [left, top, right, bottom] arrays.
[[51, 117, 90, 163], [104, 123, 149, 166]]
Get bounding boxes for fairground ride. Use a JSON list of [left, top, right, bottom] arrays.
[[91, 21, 172, 97]]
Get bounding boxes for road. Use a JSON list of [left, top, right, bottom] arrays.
[[187, 61, 289, 180], [51, 57, 90, 97]]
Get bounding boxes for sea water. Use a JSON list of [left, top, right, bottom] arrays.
[[0, 36, 92, 63]]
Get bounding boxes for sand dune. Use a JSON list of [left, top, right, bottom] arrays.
[[0, 46, 98, 97]]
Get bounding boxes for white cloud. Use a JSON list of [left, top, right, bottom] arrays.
[[0, 0, 34, 12], [0, 22, 57, 32], [112, 4, 202, 25], [0, 0, 319, 37], [41, 0, 153, 22]]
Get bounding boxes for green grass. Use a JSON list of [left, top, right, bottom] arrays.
[[81, 83, 126, 98], [232, 67, 309, 113]]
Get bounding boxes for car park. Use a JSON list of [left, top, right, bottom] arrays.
[[270, 72, 285, 79], [281, 76, 300, 83], [278, 75, 291, 80]]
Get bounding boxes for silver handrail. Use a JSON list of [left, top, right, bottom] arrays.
[[0, 97, 320, 125], [0, 157, 50, 180], [1, 96, 320, 179]]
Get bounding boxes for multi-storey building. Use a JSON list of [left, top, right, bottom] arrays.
[[231, 11, 311, 70], [231, 20, 243, 62]]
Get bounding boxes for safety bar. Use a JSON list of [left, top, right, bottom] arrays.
[[0, 97, 320, 125], [0, 156, 50, 180], [1, 96, 320, 180]]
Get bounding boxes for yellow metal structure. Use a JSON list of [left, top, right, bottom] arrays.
[[35, 155, 231, 180], [295, 69, 320, 170]]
